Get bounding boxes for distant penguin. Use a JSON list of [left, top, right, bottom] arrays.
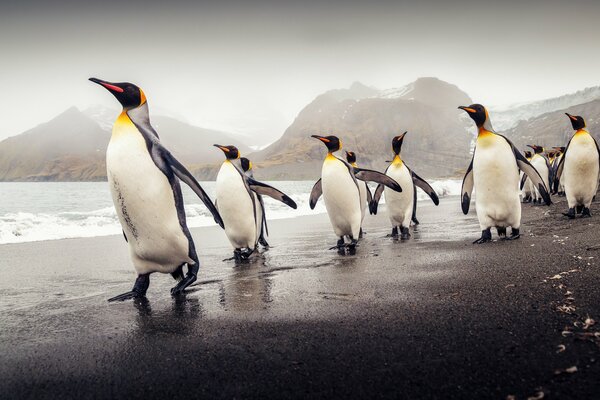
[[369, 132, 440, 240], [527, 145, 551, 204], [554, 114, 600, 218], [240, 157, 270, 248], [520, 150, 534, 203], [89, 77, 224, 301], [552, 147, 566, 195], [459, 104, 551, 244], [345, 151, 372, 238], [309, 135, 402, 252], [214, 145, 296, 261]]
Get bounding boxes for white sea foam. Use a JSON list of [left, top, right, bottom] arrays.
[[0, 180, 460, 244]]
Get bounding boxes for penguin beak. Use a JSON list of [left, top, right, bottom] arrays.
[[311, 135, 330, 143], [89, 77, 124, 93], [458, 106, 476, 114], [565, 113, 578, 121], [396, 131, 407, 141], [213, 144, 230, 153]]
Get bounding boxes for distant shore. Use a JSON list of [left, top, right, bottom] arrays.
[[1, 195, 600, 399]]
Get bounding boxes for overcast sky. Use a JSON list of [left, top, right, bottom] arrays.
[[1, 0, 600, 145]]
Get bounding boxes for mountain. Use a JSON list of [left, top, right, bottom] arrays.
[[490, 86, 600, 131], [502, 99, 600, 150], [204, 77, 474, 180], [0, 107, 247, 181]]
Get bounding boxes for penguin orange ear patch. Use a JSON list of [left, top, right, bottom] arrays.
[[101, 82, 124, 93]]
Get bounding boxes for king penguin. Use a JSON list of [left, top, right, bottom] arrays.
[[520, 150, 534, 203], [459, 104, 551, 244], [89, 78, 224, 301], [240, 157, 270, 248], [214, 145, 296, 261], [554, 113, 600, 218], [369, 132, 440, 240], [309, 135, 402, 252], [345, 151, 372, 238], [527, 145, 551, 204]]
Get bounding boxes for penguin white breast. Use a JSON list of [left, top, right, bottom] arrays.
[[216, 162, 257, 249], [106, 114, 191, 275], [473, 134, 520, 226], [530, 155, 550, 187], [384, 162, 414, 227], [321, 156, 361, 238], [564, 133, 600, 204]]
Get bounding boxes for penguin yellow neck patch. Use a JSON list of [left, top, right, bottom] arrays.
[[112, 111, 135, 137], [392, 155, 403, 166]]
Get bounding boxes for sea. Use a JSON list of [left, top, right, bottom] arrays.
[[0, 180, 461, 244]]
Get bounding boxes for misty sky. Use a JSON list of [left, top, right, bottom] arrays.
[[1, 0, 600, 145]]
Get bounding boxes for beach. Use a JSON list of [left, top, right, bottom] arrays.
[[1, 195, 599, 399]]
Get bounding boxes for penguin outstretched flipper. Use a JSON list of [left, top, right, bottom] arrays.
[[509, 142, 552, 205], [354, 167, 402, 192], [366, 183, 373, 215], [410, 169, 439, 205], [369, 184, 385, 215], [461, 157, 474, 214], [309, 179, 322, 209], [246, 178, 297, 209]]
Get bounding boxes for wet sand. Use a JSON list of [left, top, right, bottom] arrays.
[[1, 196, 600, 399]]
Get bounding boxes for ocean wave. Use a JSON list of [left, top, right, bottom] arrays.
[[0, 179, 460, 244]]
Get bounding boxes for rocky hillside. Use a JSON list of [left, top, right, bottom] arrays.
[[0, 107, 247, 181], [197, 78, 475, 180]]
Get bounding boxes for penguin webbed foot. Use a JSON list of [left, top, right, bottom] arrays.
[[400, 227, 410, 241], [109, 273, 150, 302], [562, 208, 576, 219], [504, 228, 520, 241], [386, 227, 399, 239], [171, 263, 198, 296], [473, 229, 492, 244], [581, 207, 592, 218], [329, 237, 346, 250]]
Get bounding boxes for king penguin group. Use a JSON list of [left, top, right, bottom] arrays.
[[89, 78, 600, 301]]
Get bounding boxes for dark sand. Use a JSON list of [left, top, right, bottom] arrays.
[[1, 196, 599, 399]]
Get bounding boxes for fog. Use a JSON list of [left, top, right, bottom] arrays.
[[2, 0, 600, 145]]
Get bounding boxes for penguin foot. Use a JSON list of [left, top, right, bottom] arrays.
[[400, 227, 410, 241], [581, 207, 592, 218], [473, 229, 492, 244], [347, 239, 358, 255], [359, 228, 364, 239], [504, 228, 520, 241], [386, 227, 399, 239], [108, 273, 149, 302], [329, 237, 346, 250], [562, 208, 576, 219], [576, 205, 584, 214], [171, 263, 199, 296]]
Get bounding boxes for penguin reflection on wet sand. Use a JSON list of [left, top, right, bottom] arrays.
[[345, 151, 373, 238], [369, 132, 440, 240], [459, 104, 551, 244], [309, 135, 402, 253], [240, 157, 270, 248], [553, 113, 600, 218], [214, 145, 297, 261], [89, 78, 223, 301]]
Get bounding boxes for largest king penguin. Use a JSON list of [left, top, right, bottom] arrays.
[[459, 104, 551, 244], [89, 78, 223, 301]]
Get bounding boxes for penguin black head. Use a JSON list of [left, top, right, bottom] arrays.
[[527, 145, 544, 154], [89, 78, 146, 109], [345, 151, 357, 164], [565, 113, 586, 130], [392, 132, 407, 155], [523, 150, 532, 159], [458, 104, 488, 128], [312, 135, 341, 153], [214, 144, 240, 160], [240, 157, 252, 172]]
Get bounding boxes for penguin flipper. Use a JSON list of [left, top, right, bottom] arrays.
[[366, 182, 373, 204], [369, 184, 385, 215], [511, 144, 552, 206], [461, 156, 474, 214], [309, 179, 322, 209], [354, 167, 402, 192], [258, 194, 269, 237], [520, 172, 527, 190], [162, 149, 225, 228], [410, 169, 439, 205], [247, 178, 298, 209]]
